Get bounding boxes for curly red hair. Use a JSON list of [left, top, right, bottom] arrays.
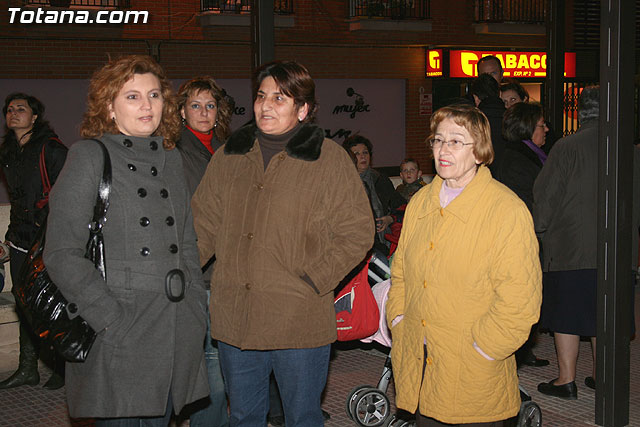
[[80, 55, 180, 149]]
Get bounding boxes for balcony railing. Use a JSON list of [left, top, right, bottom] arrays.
[[24, 0, 130, 6], [475, 0, 545, 24], [348, 0, 431, 20], [201, 0, 294, 15]]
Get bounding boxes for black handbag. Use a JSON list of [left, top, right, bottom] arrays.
[[13, 139, 112, 363]]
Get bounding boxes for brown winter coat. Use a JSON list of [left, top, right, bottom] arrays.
[[192, 123, 374, 350]]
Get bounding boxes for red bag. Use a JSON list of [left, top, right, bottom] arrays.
[[335, 260, 380, 341]]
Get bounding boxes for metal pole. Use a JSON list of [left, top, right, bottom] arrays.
[[596, 0, 635, 425], [250, 0, 275, 73], [545, 0, 564, 134]]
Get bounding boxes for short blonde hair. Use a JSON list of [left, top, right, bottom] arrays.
[[428, 104, 494, 165], [80, 55, 180, 149]]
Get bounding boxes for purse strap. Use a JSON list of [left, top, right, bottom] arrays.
[[39, 144, 51, 199], [88, 139, 112, 233]]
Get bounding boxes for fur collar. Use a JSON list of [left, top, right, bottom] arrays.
[[224, 123, 325, 161]]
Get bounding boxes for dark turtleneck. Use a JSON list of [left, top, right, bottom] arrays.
[[257, 123, 302, 169]]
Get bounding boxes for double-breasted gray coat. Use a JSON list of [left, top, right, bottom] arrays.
[[43, 134, 209, 418]]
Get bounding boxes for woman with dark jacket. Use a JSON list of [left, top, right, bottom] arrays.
[[43, 55, 209, 424], [498, 102, 548, 212], [533, 86, 601, 400], [498, 102, 549, 369], [177, 77, 232, 194], [176, 76, 233, 427], [498, 79, 558, 154], [192, 60, 373, 426], [0, 93, 67, 390], [343, 134, 407, 255]]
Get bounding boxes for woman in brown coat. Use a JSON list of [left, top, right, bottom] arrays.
[[192, 60, 374, 426]]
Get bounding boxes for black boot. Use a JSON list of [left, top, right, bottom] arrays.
[[0, 321, 40, 389], [43, 355, 65, 390]]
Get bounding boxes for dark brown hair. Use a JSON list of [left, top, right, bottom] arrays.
[[500, 78, 530, 103], [342, 134, 373, 154], [477, 55, 503, 73], [502, 102, 543, 142], [1, 93, 56, 161], [400, 158, 420, 170], [254, 60, 318, 122]]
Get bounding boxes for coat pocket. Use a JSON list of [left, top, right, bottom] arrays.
[[456, 330, 507, 417], [101, 288, 136, 346]]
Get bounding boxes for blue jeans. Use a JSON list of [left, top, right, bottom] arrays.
[[190, 294, 229, 427], [218, 341, 331, 427]]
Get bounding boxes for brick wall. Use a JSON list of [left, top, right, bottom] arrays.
[[0, 0, 548, 173]]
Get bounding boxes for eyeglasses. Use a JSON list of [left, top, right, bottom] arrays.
[[429, 138, 474, 150]]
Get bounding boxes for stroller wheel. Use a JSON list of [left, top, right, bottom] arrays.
[[385, 413, 415, 427], [384, 414, 398, 427], [517, 401, 542, 427], [346, 385, 374, 420], [352, 387, 391, 427]]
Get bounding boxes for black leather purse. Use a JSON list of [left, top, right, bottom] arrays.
[[13, 139, 112, 363]]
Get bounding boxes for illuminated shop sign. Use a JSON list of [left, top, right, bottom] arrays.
[[447, 50, 576, 78], [426, 49, 443, 77]]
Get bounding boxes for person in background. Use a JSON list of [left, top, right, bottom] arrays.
[[499, 78, 529, 109], [176, 76, 233, 427], [396, 158, 430, 201], [499, 102, 550, 368], [470, 73, 507, 175], [43, 55, 209, 424], [498, 102, 548, 211], [178, 76, 232, 193], [192, 60, 373, 426], [499, 78, 558, 155], [0, 93, 67, 391], [477, 55, 504, 83], [533, 86, 600, 399], [343, 134, 407, 255], [387, 104, 541, 426]]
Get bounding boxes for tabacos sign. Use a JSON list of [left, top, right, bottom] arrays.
[[445, 50, 576, 78], [426, 49, 443, 77]]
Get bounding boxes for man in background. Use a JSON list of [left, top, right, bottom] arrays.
[[477, 55, 504, 83], [470, 73, 507, 173]]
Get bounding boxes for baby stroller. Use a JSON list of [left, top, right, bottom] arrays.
[[344, 253, 542, 427]]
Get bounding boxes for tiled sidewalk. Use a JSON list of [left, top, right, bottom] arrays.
[[1, 307, 639, 426]]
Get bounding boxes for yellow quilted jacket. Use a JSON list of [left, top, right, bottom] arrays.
[[386, 166, 542, 424]]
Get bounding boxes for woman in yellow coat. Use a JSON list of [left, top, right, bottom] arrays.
[[386, 104, 542, 426]]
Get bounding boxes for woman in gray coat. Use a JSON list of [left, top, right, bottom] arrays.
[[43, 55, 209, 425]]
